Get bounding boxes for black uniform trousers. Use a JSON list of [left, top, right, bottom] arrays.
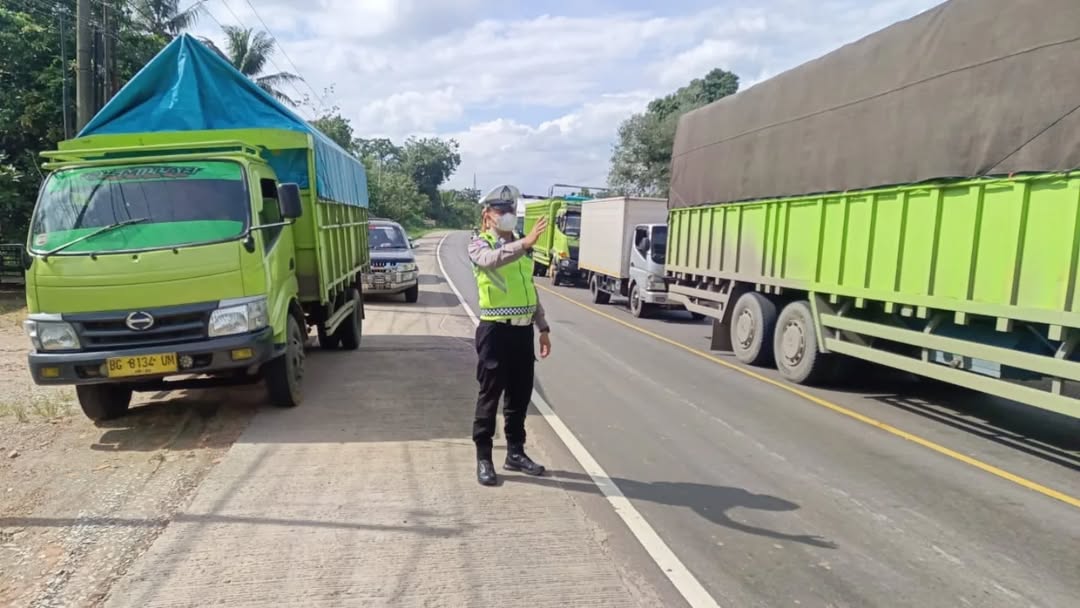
[[473, 320, 535, 461]]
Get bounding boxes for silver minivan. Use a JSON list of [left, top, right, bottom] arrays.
[[363, 219, 420, 303]]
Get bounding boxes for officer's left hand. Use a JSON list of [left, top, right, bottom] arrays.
[[539, 332, 552, 359]]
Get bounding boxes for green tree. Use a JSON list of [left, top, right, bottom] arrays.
[[221, 25, 301, 107], [130, 0, 204, 39], [609, 68, 739, 196], [400, 137, 461, 220], [364, 158, 428, 226], [310, 113, 355, 152], [355, 138, 403, 165]]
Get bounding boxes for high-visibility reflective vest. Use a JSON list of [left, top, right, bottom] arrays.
[[473, 231, 538, 322]]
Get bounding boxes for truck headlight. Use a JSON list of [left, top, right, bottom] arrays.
[[396, 262, 417, 273], [24, 317, 81, 351], [209, 297, 269, 338], [647, 275, 667, 291]]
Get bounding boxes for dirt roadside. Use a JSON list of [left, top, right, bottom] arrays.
[[0, 290, 257, 608]]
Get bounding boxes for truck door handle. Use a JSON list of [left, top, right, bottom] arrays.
[[289, 258, 295, 270]]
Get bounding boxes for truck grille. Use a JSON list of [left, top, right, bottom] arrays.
[[68, 303, 215, 352]]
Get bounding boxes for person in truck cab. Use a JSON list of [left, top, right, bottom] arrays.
[[468, 184, 552, 487]]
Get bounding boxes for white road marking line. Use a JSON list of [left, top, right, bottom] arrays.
[[435, 233, 722, 608]]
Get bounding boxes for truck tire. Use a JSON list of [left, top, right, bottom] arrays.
[[629, 283, 654, 319], [265, 314, 305, 408], [730, 292, 778, 367], [550, 268, 562, 287], [337, 288, 363, 350], [76, 384, 133, 421], [404, 283, 420, 304], [590, 275, 610, 305], [774, 301, 836, 385]]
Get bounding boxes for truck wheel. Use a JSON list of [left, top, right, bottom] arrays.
[[404, 283, 420, 304], [550, 269, 562, 287], [590, 275, 610, 305], [730, 292, 778, 366], [629, 283, 654, 318], [266, 314, 305, 408], [337, 288, 363, 350], [774, 301, 835, 385], [76, 385, 133, 421]]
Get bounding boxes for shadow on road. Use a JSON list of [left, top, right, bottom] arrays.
[[505, 469, 836, 549]]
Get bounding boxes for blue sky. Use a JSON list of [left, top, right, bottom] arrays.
[[194, 0, 943, 196]]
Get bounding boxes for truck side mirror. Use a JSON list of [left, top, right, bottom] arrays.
[[277, 183, 303, 219]]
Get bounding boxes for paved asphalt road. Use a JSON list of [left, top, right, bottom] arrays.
[[440, 231, 1080, 608]]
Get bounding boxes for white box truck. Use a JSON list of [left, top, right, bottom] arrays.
[[578, 196, 701, 319]]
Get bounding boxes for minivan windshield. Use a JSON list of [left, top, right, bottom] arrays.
[[30, 161, 249, 255], [368, 224, 409, 250]]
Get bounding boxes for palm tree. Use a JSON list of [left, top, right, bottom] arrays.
[[131, 0, 204, 38], [221, 25, 302, 107]]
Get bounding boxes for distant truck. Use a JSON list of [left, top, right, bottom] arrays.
[[523, 184, 607, 286], [662, 0, 1080, 420], [22, 35, 370, 421], [579, 197, 697, 319]]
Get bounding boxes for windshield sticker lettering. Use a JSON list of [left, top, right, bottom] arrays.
[[81, 166, 201, 182]]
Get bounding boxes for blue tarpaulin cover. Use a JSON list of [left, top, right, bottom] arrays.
[[79, 34, 368, 208]]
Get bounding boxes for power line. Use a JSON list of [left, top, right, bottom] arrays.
[[239, 0, 329, 115], [213, 0, 315, 119]]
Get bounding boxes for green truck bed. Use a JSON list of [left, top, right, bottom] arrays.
[[666, 173, 1080, 418]]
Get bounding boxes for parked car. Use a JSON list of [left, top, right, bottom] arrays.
[[363, 219, 420, 303]]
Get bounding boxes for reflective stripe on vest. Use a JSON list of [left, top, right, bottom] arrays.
[[473, 232, 537, 322]]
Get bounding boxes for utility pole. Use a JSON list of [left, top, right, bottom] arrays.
[[59, 10, 71, 140], [76, 0, 92, 131], [102, 0, 114, 100]]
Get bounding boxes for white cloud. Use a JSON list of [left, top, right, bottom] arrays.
[[188, 1, 945, 194]]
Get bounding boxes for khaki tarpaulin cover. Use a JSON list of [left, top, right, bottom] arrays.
[[668, 0, 1080, 209]]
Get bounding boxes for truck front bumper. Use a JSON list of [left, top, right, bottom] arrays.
[[641, 289, 679, 306], [27, 327, 276, 386], [555, 258, 586, 281]]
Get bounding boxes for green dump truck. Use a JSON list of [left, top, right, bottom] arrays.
[[663, 0, 1080, 420], [523, 185, 607, 286], [22, 35, 369, 420]]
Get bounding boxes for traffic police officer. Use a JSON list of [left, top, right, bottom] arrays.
[[469, 184, 552, 486]]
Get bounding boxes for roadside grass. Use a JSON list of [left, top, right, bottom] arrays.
[[0, 392, 74, 422]]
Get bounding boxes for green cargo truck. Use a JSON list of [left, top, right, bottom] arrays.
[[663, 0, 1080, 420], [21, 35, 370, 420], [523, 185, 606, 286]]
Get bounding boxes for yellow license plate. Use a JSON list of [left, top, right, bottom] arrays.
[[106, 353, 179, 378]]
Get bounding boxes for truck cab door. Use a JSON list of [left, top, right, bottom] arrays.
[[629, 225, 650, 284], [249, 167, 297, 333]]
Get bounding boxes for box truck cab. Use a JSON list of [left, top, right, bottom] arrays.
[[579, 196, 698, 319]]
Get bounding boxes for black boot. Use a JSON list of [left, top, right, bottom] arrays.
[[504, 447, 545, 476], [477, 459, 498, 486]]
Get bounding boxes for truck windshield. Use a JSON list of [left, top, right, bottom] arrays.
[[562, 213, 581, 237], [651, 226, 668, 264], [30, 160, 249, 255], [369, 224, 409, 249]]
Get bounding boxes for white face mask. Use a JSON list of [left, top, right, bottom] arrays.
[[494, 212, 517, 232]]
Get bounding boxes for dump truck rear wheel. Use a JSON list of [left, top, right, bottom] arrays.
[[317, 321, 340, 349], [76, 385, 132, 421], [337, 288, 363, 350], [774, 300, 835, 384], [730, 292, 778, 366], [590, 275, 610, 305], [266, 315, 305, 408]]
